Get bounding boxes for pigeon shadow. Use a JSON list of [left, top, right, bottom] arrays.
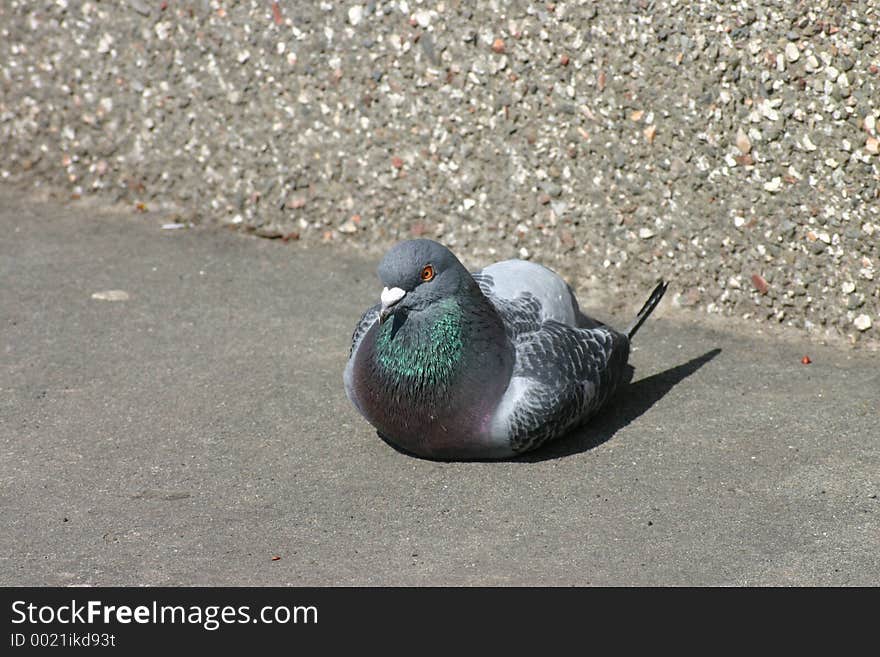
[[515, 347, 722, 463]]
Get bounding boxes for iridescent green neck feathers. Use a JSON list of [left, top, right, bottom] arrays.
[[374, 298, 464, 388]]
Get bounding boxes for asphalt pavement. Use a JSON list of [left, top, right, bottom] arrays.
[[1, 189, 878, 585]]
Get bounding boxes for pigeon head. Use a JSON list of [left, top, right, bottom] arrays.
[[376, 239, 469, 324]]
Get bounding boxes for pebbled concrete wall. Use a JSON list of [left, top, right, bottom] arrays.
[[1, 1, 878, 344]]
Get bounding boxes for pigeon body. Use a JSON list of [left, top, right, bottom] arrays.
[[344, 239, 667, 459]]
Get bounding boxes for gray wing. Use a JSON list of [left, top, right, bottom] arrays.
[[344, 304, 380, 416], [497, 321, 629, 453], [349, 304, 379, 357], [474, 271, 543, 338], [472, 263, 606, 330], [471, 270, 496, 297], [475, 269, 630, 453]]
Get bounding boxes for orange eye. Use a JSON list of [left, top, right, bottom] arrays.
[[420, 264, 435, 282]]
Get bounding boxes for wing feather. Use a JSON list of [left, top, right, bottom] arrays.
[[475, 268, 630, 453], [349, 304, 380, 357], [497, 322, 628, 452]]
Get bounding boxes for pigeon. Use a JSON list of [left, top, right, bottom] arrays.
[[344, 239, 668, 460]]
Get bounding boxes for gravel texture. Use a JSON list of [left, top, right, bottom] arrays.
[[1, 0, 878, 346]]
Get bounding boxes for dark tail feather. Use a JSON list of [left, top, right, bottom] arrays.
[[625, 280, 668, 339]]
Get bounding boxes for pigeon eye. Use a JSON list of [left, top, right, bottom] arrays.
[[420, 264, 435, 282]]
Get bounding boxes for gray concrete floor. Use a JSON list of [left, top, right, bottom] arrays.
[[1, 189, 878, 585]]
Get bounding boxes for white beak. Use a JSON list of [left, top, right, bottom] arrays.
[[379, 286, 406, 324]]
